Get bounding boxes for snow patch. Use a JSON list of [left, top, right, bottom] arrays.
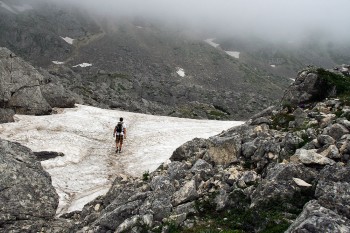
[[136, 26, 143, 29], [60, 36, 74, 45], [73, 63, 92, 68], [52, 61, 65, 65], [0, 104, 243, 215], [270, 65, 276, 68], [0, 1, 17, 14], [13, 4, 33, 12], [225, 51, 240, 59], [205, 38, 220, 48], [290, 78, 295, 82], [176, 67, 185, 77]]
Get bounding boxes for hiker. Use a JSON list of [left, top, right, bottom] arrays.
[[113, 117, 127, 153]]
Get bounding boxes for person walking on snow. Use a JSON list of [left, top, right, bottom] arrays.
[[113, 117, 127, 153]]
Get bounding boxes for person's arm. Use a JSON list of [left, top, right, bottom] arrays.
[[113, 126, 116, 137], [123, 128, 126, 139]]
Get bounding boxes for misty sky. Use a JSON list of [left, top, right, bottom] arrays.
[[49, 0, 350, 41]]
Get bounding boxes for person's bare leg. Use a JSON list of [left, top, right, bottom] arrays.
[[119, 142, 123, 152], [115, 137, 119, 153]]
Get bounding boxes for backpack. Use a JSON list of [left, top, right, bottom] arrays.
[[116, 122, 123, 133]]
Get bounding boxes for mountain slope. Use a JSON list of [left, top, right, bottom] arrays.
[[0, 0, 291, 120]]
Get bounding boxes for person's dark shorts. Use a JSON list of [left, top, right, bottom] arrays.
[[116, 135, 124, 144]]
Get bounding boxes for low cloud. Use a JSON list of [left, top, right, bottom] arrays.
[[39, 0, 350, 42]]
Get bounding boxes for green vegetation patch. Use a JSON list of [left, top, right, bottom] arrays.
[[161, 189, 312, 233], [108, 73, 130, 80], [208, 110, 227, 120], [271, 113, 295, 130], [153, 182, 315, 233], [316, 68, 350, 98], [214, 105, 231, 115]]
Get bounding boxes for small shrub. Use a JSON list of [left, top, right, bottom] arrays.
[[213, 105, 231, 115], [271, 113, 295, 129], [316, 68, 350, 98], [142, 170, 149, 181]]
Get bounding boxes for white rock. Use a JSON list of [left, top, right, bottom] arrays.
[[293, 178, 312, 187], [295, 149, 335, 165]]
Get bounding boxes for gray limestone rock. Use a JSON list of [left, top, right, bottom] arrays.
[[325, 123, 349, 140], [317, 134, 336, 146], [190, 159, 213, 181], [0, 47, 51, 116], [167, 161, 190, 180], [41, 82, 75, 108], [319, 145, 341, 159], [242, 141, 257, 158], [251, 163, 317, 208], [172, 202, 197, 216], [94, 200, 142, 232], [316, 165, 350, 219], [294, 149, 336, 165], [171, 180, 198, 207], [0, 108, 14, 123], [293, 107, 308, 127], [251, 117, 271, 125], [286, 200, 350, 233], [0, 139, 58, 227]]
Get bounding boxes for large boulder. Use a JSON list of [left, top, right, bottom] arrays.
[[251, 163, 318, 208], [282, 68, 336, 106], [0, 139, 59, 230], [316, 165, 350, 219], [0, 48, 51, 117], [39, 68, 76, 108], [286, 200, 350, 233]]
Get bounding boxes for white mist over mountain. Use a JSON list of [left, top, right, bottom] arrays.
[[41, 0, 350, 42]]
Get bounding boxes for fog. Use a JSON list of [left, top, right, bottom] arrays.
[[40, 0, 349, 42]]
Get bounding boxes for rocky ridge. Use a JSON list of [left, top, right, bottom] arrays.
[[2, 65, 350, 232]]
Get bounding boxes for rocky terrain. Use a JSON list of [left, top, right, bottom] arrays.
[[1, 65, 350, 232]]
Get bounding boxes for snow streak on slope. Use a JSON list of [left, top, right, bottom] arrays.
[[13, 4, 33, 12], [204, 38, 220, 48], [0, 104, 243, 215], [60, 36, 74, 45], [225, 51, 240, 59], [72, 63, 92, 68], [0, 1, 17, 14]]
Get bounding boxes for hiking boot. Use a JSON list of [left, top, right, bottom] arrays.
[[116, 147, 118, 153], [119, 149, 122, 153]]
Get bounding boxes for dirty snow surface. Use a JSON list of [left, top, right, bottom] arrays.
[[0, 104, 243, 215]]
